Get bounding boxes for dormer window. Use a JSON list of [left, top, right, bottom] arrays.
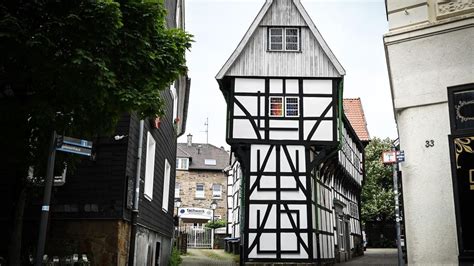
[[269, 27, 299, 51]]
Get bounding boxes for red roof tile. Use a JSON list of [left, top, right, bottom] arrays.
[[343, 98, 370, 141]]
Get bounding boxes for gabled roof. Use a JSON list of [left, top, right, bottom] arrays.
[[343, 98, 370, 142], [216, 0, 345, 80], [177, 143, 230, 171]]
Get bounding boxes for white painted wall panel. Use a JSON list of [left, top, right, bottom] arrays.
[[251, 145, 277, 172], [233, 119, 257, 139], [303, 98, 332, 117], [280, 189, 306, 201], [235, 78, 265, 93], [269, 120, 299, 128], [303, 80, 333, 94], [304, 120, 333, 141], [249, 205, 277, 229], [259, 175, 277, 189], [270, 79, 283, 93], [249, 188, 276, 201], [235, 96, 258, 115], [286, 79, 299, 93], [280, 233, 299, 251], [269, 130, 299, 140]]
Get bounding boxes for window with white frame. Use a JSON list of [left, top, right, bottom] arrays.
[[204, 159, 217, 165], [270, 96, 284, 117], [176, 158, 189, 170], [212, 184, 222, 198], [269, 27, 299, 51], [162, 159, 171, 212], [285, 97, 299, 117], [196, 183, 205, 198], [175, 182, 180, 198], [171, 84, 178, 121], [269, 96, 299, 117], [144, 132, 156, 201]]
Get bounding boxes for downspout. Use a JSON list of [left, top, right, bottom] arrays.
[[129, 119, 144, 265]]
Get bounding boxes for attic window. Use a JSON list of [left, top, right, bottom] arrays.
[[204, 159, 217, 165], [269, 27, 299, 51]]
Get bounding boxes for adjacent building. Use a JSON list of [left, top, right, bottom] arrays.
[[175, 135, 230, 228], [0, 1, 191, 265], [384, 1, 474, 264], [217, 0, 368, 264]]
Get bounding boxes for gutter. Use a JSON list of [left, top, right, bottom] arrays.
[[128, 119, 144, 265]]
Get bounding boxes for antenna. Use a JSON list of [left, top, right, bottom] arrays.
[[204, 117, 209, 144]]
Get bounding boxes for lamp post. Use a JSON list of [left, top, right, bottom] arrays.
[[174, 198, 182, 250], [210, 200, 217, 249]]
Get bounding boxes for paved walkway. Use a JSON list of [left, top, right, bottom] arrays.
[[181, 249, 238, 266], [339, 248, 401, 265]]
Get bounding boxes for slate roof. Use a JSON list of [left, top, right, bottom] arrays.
[[343, 98, 370, 142], [177, 143, 230, 171]]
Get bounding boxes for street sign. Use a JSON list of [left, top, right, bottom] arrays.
[[56, 136, 93, 157], [382, 151, 397, 164], [396, 150, 405, 162], [383, 150, 405, 164]]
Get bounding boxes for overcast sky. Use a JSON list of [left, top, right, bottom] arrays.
[[178, 0, 397, 148]]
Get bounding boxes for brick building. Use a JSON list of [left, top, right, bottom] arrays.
[[175, 134, 230, 227]]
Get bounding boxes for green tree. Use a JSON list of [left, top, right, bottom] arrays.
[[361, 137, 395, 223], [205, 219, 227, 229], [0, 0, 192, 263]]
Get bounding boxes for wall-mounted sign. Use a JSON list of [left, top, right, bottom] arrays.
[[178, 207, 213, 220], [382, 151, 397, 164], [56, 136, 92, 157]]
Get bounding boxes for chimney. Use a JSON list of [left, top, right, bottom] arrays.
[[187, 134, 193, 147]]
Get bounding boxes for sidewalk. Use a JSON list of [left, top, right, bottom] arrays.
[[339, 248, 400, 265], [181, 249, 238, 266]]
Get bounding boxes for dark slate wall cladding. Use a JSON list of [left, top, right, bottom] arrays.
[[126, 89, 177, 237], [50, 115, 131, 219]]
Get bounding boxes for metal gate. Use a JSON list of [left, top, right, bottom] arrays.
[[183, 225, 212, 249]]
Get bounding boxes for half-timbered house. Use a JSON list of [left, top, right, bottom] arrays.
[[217, 0, 367, 264]]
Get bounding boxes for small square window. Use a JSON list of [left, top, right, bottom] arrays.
[[285, 97, 299, 117], [270, 97, 284, 117], [269, 28, 283, 51]]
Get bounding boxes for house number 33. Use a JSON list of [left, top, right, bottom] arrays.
[[425, 140, 435, 148]]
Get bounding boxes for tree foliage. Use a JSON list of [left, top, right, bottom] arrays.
[[361, 137, 395, 223], [0, 0, 192, 173], [205, 219, 227, 229], [0, 1, 192, 262]]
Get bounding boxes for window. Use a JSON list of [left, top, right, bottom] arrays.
[[144, 132, 156, 201], [270, 97, 284, 117], [339, 217, 345, 251], [285, 97, 299, 117], [196, 183, 205, 198], [162, 159, 171, 212], [175, 182, 180, 198], [176, 158, 189, 170], [269, 28, 283, 50], [269, 27, 299, 51], [212, 184, 222, 198], [204, 159, 217, 165], [269, 96, 299, 117]]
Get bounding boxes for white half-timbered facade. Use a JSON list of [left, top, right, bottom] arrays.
[[217, 0, 367, 264]]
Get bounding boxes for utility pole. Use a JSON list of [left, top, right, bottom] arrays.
[[392, 142, 404, 266], [35, 131, 57, 266]]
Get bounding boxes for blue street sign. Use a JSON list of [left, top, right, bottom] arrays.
[[396, 150, 405, 162], [56, 136, 92, 157]]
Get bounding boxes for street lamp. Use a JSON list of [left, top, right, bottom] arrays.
[[174, 198, 182, 248], [210, 200, 217, 249]]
